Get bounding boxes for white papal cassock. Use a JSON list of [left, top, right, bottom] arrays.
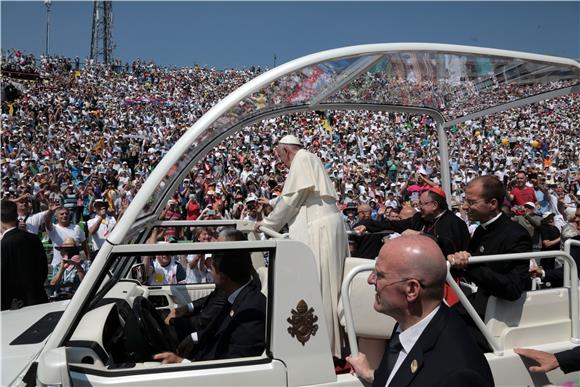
[[261, 148, 348, 357]]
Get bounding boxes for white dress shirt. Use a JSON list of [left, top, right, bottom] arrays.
[[385, 305, 441, 387]]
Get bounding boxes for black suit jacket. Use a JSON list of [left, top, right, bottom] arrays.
[[555, 346, 580, 374], [194, 281, 266, 361], [460, 213, 532, 318], [373, 305, 494, 387], [361, 211, 470, 257], [173, 287, 228, 344], [1, 228, 49, 310]]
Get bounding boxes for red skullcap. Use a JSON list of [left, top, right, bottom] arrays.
[[425, 186, 446, 198]]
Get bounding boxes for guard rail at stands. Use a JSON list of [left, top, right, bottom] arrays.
[[341, 250, 579, 357]]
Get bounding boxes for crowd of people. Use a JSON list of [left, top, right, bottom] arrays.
[[2, 49, 40, 74], [1, 50, 579, 292]]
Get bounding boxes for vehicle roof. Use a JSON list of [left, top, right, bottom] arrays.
[[108, 43, 580, 244]]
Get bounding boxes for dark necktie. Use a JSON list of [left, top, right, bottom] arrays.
[[385, 330, 403, 378]]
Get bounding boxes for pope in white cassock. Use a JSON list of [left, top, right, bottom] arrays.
[[256, 134, 348, 358]]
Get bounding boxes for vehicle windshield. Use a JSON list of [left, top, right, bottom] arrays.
[[138, 45, 579, 223]]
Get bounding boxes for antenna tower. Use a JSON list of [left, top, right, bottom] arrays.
[[90, 0, 114, 64]]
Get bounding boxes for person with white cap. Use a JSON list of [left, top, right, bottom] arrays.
[[242, 194, 260, 222], [511, 201, 542, 250], [540, 212, 561, 252], [255, 134, 348, 358]]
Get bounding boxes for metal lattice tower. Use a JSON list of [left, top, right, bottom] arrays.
[[90, 0, 114, 64]]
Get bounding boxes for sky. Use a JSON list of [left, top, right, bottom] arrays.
[[1, 1, 579, 69]]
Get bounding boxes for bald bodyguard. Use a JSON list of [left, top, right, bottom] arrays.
[[347, 235, 494, 387]]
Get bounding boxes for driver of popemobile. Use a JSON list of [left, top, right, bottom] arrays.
[[163, 229, 261, 348], [154, 246, 266, 363]]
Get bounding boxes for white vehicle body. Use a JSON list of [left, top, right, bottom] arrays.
[[1, 43, 579, 386]]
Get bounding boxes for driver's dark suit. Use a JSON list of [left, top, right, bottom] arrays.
[[182, 279, 266, 361], [173, 287, 228, 345], [200, 280, 265, 360]]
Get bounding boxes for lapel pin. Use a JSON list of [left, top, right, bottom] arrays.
[[410, 359, 418, 374], [230, 309, 235, 317], [479, 245, 485, 253]]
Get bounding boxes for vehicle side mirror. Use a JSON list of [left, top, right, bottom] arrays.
[[37, 347, 71, 387], [129, 263, 146, 284]]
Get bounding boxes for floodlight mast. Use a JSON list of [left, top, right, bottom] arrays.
[[44, 0, 52, 56], [90, 0, 114, 64]]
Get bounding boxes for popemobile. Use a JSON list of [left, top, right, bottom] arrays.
[[2, 43, 579, 386]]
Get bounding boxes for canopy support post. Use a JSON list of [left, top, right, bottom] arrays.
[[436, 121, 452, 206]]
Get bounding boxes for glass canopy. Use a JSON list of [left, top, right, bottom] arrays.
[[117, 44, 579, 237], [211, 50, 579, 128]]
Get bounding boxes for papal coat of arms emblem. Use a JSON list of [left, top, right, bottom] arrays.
[[287, 299, 318, 345]]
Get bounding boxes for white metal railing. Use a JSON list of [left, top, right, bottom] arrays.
[[258, 226, 289, 239], [563, 239, 580, 288], [341, 250, 579, 357], [157, 219, 244, 227], [341, 263, 374, 355], [156, 220, 290, 240]]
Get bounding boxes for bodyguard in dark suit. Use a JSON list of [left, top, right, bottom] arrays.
[[448, 176, 532, 350], [355, 187, 470, 257], [154, 247, 266, 364], [374, 305, 494, 387], [1, 200, 49, 310], [347, 235, 493, 387]]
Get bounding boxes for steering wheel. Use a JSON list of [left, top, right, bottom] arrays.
[[132, 296, 177, 356]]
